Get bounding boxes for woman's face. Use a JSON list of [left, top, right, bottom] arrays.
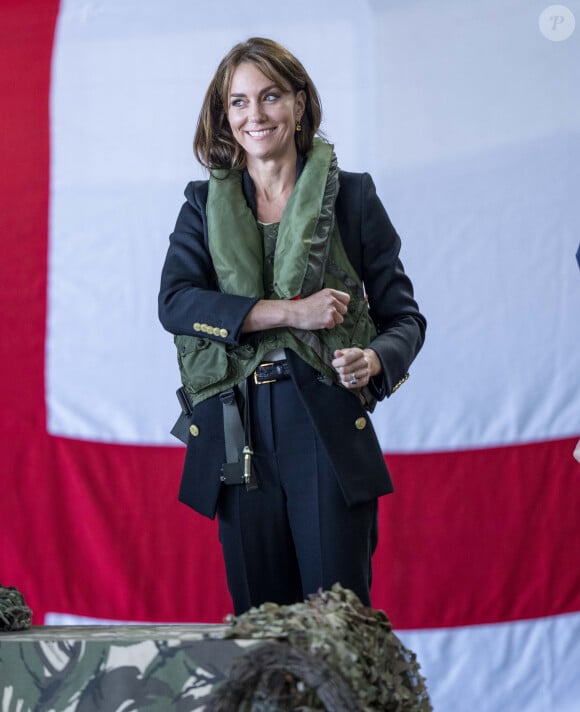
[[227, 62, 305, 166]]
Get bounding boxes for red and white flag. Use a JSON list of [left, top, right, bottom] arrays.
[[1, 1, 579, 709]]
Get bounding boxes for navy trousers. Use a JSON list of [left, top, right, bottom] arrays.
[[216, 372, 378, 615]]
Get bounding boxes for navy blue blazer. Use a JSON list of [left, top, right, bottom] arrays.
[[159, 169, 426, 518]]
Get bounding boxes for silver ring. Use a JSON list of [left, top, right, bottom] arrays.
[[349, 373, 358, 385]]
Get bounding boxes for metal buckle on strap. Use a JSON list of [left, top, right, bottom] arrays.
[[254, 362, 275, 385]]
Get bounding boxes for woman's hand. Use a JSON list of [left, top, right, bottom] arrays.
[[241, 289, 382, 389], [332, 347, 382, 389], [242, 288, 350, 333], [289, 288, 350, 330]]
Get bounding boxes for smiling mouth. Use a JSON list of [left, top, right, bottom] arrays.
[[246, 128, 275, 138]]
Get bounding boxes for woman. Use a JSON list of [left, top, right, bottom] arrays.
[[159, 37, 426, 615]]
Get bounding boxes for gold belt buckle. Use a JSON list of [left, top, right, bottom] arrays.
[[254, 362, 275, 385]]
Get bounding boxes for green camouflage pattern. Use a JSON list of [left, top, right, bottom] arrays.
[[0, 624, 259, 711], [1, 588, 432, 711]]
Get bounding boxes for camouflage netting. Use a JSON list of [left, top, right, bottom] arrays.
[[206, 584, 432, 711], [206, 640, 362, 711], [0, 584, 32, 631]]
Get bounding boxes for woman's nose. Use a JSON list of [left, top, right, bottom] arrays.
[[247, 101, 266, 123]]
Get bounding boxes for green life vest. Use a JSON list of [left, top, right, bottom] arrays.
[[175, 139, 377, 407]]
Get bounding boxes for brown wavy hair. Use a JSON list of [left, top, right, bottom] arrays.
[[193, 38, 322, 170]]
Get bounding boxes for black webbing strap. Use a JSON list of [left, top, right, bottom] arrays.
[[220, 387, 245, 463], [170, 382, 257, 490], [219, 382, 257, 490]]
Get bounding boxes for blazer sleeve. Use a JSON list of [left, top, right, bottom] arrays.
[[158, 181, 259, 345], [340, 172, 426, 400]]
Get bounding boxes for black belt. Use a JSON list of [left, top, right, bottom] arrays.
[[253, 360, 291, 385]]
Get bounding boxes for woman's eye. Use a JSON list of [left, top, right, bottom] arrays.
[[231, 99, 245, 108], [264, 93, 279, 102]]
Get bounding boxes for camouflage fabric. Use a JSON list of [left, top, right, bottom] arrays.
[[210, 584, 433, 711], [0, 624, 260, 712], [0, 587, 432, 711]]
